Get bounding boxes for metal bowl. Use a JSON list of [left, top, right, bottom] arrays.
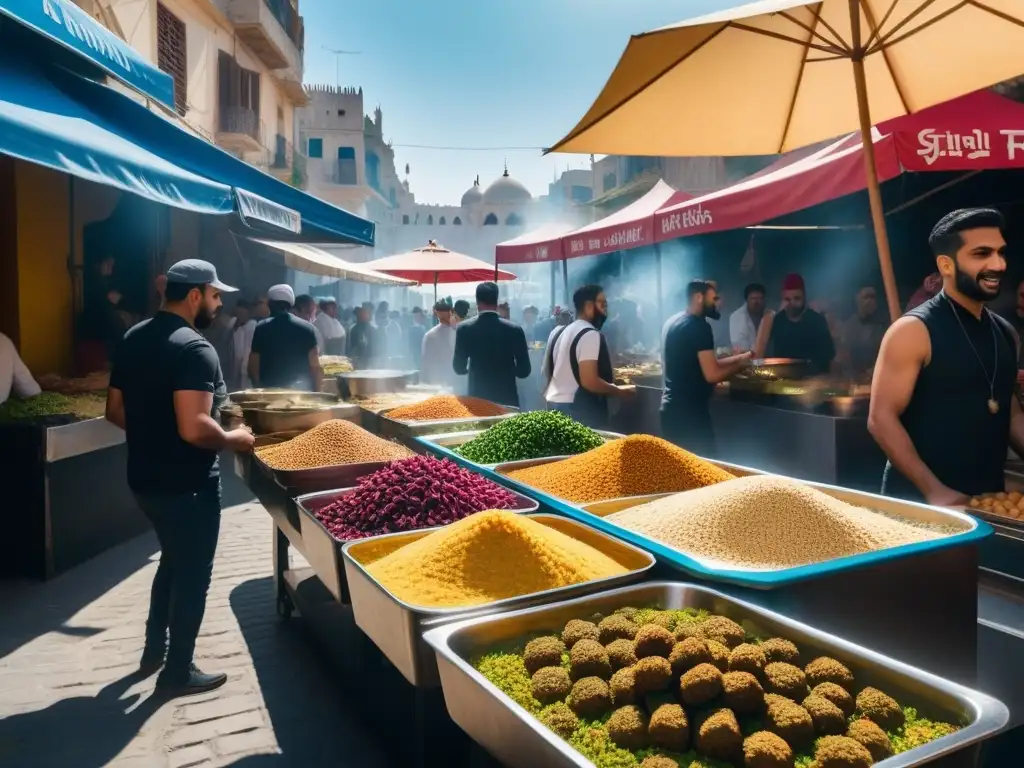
[[338, 369, 414, 397], [242, 402, 361, 434], [228, 388, 314, 405]]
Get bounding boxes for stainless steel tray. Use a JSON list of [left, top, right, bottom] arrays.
[[341, 513, 655, 687], [295, 484, 542, 605], [424, 581, 1009, 768], [242, 401, 360, 435], [377, 406, 518, 443], [252, 451, 397, 496], [415, 428, 624, 468], [228, 388, 331, 405]]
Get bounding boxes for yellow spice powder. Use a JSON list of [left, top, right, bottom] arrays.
[[364, 510, 629, 607]]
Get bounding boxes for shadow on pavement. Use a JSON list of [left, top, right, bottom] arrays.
[[0, 672, 163, 767]]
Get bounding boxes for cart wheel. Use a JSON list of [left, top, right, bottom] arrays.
[[277, 595, 293, 619]]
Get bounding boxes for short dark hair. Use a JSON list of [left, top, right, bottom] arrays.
[[573, 284, 603, 313], [412, 306, 424, 315], [294, 294, 315, 313], [687, 280, 712, 299], [929, 208, 1004, 258], [433, 298, 452, 312], [165, 282, 205, 303], [744, 283, 766, 299], [453, 299, 471, 317], [476, 281, 499, 306], [269, 300, 292, 313], [523, 305, 539, 316]]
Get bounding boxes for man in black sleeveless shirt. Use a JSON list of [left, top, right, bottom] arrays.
[[870, 208, 1023, 506]]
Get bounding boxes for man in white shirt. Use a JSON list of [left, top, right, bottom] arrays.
[[728, 282, 767, 353], [421, 299, 460, 391], [0, 332, 41, 404], [314, 297, 346, 355], [231, 300, 257, 390]]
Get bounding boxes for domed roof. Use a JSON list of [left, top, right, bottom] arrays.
[[483, 166, 531, 205], [461, 176, 484, 207]]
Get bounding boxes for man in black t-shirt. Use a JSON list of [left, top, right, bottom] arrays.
[[106, 259, 254, 696], [248, 284, 323, 392], [661, 281, 751, 458]]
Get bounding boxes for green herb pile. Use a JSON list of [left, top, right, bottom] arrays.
[[0, 392, 106, 422], [455, 410, 605, 464]]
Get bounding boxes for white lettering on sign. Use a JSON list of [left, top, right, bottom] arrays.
[[660, 205, 713, 236], [916, 128, 992, 166], [603, 227, 643, 249], [1000, 130, 1024, 161], [43, 0, 132, 73], [533, 246, 548, 261]]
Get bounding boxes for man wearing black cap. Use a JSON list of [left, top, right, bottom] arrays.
[[248, 284, 323, 391], [105, 259, 255, 695]]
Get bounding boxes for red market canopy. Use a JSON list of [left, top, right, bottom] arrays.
[[495, 222, 576, 265], [362, 240, 516, 284], [653, 90, 1024, 243]]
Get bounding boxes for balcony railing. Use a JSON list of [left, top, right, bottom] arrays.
[[264, 0, 304, 54], [269, 134, 307, 187], [218, 105, 262, 144]]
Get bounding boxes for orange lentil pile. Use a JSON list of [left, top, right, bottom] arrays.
[[385, 395, 507, 422], [256, 419, 413, 470], [506, 434, 734, 504]]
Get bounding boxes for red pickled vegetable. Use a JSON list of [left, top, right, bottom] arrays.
[[313, 455, 520, 540]]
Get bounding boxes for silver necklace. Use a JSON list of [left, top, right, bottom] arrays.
[[944, 293, 1001, 414]]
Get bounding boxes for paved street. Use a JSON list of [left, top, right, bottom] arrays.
[[0, 471, 390, 768]]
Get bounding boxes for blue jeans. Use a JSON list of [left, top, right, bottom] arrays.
[[135, 482, 222, 680]]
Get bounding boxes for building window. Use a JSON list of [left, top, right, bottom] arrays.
[[389, 187, 397, 207], [366, 150, 381, 193], [571, 185, 592, 204], [217, 51, 260, 140], [307, 138, 323, 158], [427, 214, 433, 225], [483, 213, 499, 226], [402, 215, 410, 225], [453, 217, 462, 225], [157, 4, 187, 116], [506, 213, 524, 226], [603, 172, 617, 192], [439, 216, 446, 225], [337, 146, 357, 185]]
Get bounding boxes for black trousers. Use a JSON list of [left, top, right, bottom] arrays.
[[660, 405, 717, 459], [134, 482, 222, 680]]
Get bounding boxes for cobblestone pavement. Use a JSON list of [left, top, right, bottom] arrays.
[[0, 470, 390, 768]]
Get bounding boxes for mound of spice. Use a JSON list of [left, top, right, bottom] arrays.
[[363, 510, 629, 607], [455, 410, 606, 464], [385, 395, 507, 421], [506, 434, 733, 504], [256, 419, 413, 470], [314, 455, 520, 540]]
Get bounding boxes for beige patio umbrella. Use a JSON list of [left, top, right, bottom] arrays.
[[548, 0, 1024, 321]]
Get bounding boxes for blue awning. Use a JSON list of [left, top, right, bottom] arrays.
[[0, 49, 235, 215], [64, 67, 376, 245], [0, 0, 175, 110]]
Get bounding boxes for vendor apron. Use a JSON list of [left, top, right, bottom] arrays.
[[546, 326, 613, 430], [881, 294, 1015, 502]]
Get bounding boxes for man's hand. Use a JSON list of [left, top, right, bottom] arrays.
[[227, 426, 255, 453], [925, 485, 970, 508], [617, 384, 637, 399]]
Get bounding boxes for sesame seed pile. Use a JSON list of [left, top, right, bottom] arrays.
[[385, 395, 508, 421], [256, 419, 413, 470], [505, 435, 734, 504], [606, 475, 945, 570]]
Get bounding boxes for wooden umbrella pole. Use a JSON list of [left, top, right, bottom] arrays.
[[433, 273, 438, 303], [850, 0, 901, 323]]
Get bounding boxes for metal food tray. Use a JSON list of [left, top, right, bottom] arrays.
[[377, 405, 519, 444], [295, 484, 542, 605], [424, 581, 1008, 768], [242, 401, 360, 435], [414, 428, 624, 469], [340, 513, 654, 687], [965, 468, 1024, 540], [252, 451, 399, 496]]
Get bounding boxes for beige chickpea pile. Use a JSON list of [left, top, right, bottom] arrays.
[[605, 475, 948, 570], [256, 419, 413, 470]]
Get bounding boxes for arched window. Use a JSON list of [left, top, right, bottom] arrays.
[[506, 213, 524, 226], [452, 217, 462, 225], [427, 214, 434, 225], [402, 215, 410, 225], [483, 213, 499, 226], [439, 216, 446, 225]]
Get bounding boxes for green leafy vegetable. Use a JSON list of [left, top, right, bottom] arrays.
[[455, 410, 605, 464]]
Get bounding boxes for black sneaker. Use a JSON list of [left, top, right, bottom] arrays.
[[156, 664, 228, 696], [137, 649, 165, 677]]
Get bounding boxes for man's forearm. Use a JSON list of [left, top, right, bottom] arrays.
[[105, 406, 125, 430], [869, 415, 943, 496], [182, 414, 232, 451]]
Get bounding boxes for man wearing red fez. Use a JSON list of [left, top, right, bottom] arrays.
[[758, 273, 836, 375]]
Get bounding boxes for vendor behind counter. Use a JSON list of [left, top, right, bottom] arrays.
[[248, 284, 323, 392], [756, 273, 836, 375]]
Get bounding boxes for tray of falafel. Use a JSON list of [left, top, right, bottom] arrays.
[[424, 581, 1008, 768]]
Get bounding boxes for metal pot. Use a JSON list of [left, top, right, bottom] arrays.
[[242, 402, 361, 435], [229, 388, 315, 405], [747, 358, 811, 380], [338, 369, 413, 397]]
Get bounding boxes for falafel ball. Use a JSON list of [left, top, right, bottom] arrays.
[[669, 637, 712, 675], [759, 638, 801, 665], [568, 676, 612, 718], [562, 619, 600, 649], [763, 662, 809, 700], [722, 670, 765, 714], [524, 636, 567, 675], [606, 638, 638, 671], [598, 614, 639, 644], [764, 693, 815, 750], [812, 682, 855, 717], [609, 666, 639, 707], [588, 612, 605, 625], [614, 606, 639, 620], [540, 702, 579, 738], [742, 730, 794, 768], [730, 643, 768, 677], [855, 687, 905, 731], [634, 624, 676, 659], [707, 639, 732, 672], [643, 611, 677, 631], [679, 662, 724, 706], [569, 638, 612, 681], [813, 735, 873, 768], [648, 702, 690, 752], [696, 707, 743, 760], [805, 656, 855, 690], [674, 621, 703, 641], [699, 615, 746, 648], [640, 757, 680, 768], [802, 693, 847, 736], [531, 666, 572, 705], [634, 656, 674, 695], [607, 704, 649, 750], [847, 718, 894, 761]]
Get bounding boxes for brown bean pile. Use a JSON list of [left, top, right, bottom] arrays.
[[386, 395, 507, 421], [506, 435, 734, 503], [606, 475, 947, 569], [256, 419, 413, 470]]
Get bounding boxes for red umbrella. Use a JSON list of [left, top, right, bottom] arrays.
[[363, 240, 516, 300]]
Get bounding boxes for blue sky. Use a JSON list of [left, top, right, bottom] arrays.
[[301, 0, 738, 206]]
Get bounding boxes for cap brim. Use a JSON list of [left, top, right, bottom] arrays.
[[210, 278, 238, 292]]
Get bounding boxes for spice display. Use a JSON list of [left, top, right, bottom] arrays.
[[361, 510, 631, 607], [605, 476, 953, 570], [506, 434, 734, 503], [0, 392, 107, 421], [969, 490, 1024, 520], [385, 394, 507, 421], [318, 355, 353, 375], [313, 456, 518, 540], [454, 410, 605, 464], [348, 391, 436, 413], [256, 419, 413, 470], [472, 605, 959, 768]]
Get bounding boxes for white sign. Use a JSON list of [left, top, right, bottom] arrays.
[[660, 204, 713, 236]]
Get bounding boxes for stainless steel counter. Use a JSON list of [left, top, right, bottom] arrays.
[[45, 417, 125, 462]]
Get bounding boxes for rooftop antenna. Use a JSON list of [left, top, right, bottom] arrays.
[[322, 46, 362, 87]]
